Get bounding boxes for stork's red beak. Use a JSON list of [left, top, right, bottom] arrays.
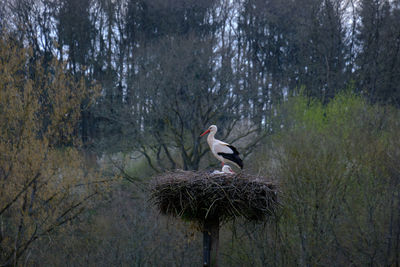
[[200, 129, 210, 137]]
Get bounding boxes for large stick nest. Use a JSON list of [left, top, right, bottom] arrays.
[[151, 170, 279, 224]]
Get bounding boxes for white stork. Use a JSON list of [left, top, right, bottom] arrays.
[[222, 165, 235, 174], [200, 125, 243, 169], [211, 165, 235, 175]]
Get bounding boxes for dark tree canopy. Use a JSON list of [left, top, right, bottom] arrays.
[[2, 0, 399, 163]]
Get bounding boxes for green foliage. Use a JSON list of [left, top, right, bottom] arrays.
[[244, 93, 400, 266], [0, 36, 107, 266]]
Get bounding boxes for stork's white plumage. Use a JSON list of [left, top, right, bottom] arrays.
[[222, 165, 235, 174], [211, 165, 235, 175], [200, 125, 243, 169]]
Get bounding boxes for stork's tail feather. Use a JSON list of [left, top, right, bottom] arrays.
[[238, 159, 243, 169], [218, 152, 243, 169]]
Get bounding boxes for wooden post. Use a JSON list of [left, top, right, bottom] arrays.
[[203, 217, 220, 267], [203, 228, 211, 266]]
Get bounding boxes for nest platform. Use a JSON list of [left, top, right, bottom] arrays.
[[151, 170, 279, 225]]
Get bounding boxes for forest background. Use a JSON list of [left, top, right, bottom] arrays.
[[0, 0, 400, 266]]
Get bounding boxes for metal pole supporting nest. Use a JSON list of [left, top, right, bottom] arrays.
[[151, 170, 279, 266]]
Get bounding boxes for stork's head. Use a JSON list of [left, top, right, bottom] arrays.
[[200, 125, 217, 137]]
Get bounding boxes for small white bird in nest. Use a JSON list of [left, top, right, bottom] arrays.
[[211, 165, 235, 175]]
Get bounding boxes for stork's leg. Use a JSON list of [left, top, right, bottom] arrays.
[[221, 162, 224, 167]]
